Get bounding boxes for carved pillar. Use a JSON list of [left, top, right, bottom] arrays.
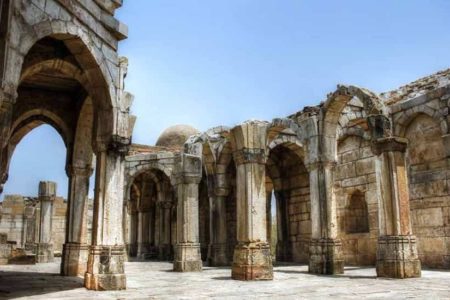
[[62, 166, 92, 276], [23, 205, 35, 252], [207, 174, 229, 266], [308, 160, 344, 275], [85, 142, 127, 290], [36, 181, 56, 263], [372, 137, 421, 278], [231, 121, 273, 281], [173, 153, 203, 272]]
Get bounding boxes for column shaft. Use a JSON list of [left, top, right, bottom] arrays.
[[373, 137, 421, 278], [308, 161, 343, 275], [36, 181, 56, 263], [62, 167, 91, 276], [173, 154, 202, 272], [85, 148, 127, 290]]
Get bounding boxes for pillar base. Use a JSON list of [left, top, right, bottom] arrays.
[[376, 235, 421, 278], [309, 238, 344, 275], [173, 243, 202, 272], [231, 242, 273, 281], [84, 245, 126, 290], [61, 243, 89, 277], [208, 243, 229, 266], [36, 243, 54, 263]]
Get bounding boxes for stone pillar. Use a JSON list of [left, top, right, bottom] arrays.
[[231, 121, 273, 281], [308, 160, 344, 275], [128, 209, 138, 257], [36, 181, 56, 263], [275, 191, 291, 262], [85, 143, 127, 290], [173, 153, 203, 272], [61, 166, 92, 277], [23, 206, 36, 252], [137, 210, 150, 258], [207, 176, 229, 266], [372, 137, 421, 278], [158, 201, 173, 260]]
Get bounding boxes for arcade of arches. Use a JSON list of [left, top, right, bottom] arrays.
[[0, 0, 449, 294]]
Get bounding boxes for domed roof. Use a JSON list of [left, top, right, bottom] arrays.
[[155, 124, 200, 148]]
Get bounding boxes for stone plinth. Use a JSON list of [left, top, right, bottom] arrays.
[[231, 242, 273, 280], [61, 243, 89, 277], [309, 238, 344, 275], [85, 245, 126, 290], [173, 243, 202, 272], [36, 243, 54, 263], [376, 235, 421, 278]]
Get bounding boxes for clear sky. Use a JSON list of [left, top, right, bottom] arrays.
[[2, 0, 450, 200]]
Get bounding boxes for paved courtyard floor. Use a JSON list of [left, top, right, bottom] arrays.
[[0, 259, 449, 299]]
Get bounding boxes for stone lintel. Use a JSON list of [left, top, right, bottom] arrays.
[[371, 137, 408, 155]]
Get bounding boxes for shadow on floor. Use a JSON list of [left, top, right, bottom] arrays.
[[0, 270, 83, 299]]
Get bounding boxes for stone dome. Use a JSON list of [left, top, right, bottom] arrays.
[[155, 124, 200, 148]]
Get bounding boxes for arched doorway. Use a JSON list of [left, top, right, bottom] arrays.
[[0, 31, 130, 290], [126, 169, 175, 261], [266, 142, 311, 263]]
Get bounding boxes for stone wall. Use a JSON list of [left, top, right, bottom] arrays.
[[334, 136, 378, 266], [404, 114, 450, 268]]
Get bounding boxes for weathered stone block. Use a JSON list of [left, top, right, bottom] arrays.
[[231, 242, 273, 280]]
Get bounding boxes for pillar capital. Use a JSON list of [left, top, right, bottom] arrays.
[[174, 153, 202, 185], [371, 136, 408, 155], [38, 181, 56, 199]]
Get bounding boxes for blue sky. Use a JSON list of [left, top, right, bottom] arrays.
[[2, 0, 450, 199]]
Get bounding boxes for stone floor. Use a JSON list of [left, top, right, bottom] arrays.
[[0, 259, 449, 299]]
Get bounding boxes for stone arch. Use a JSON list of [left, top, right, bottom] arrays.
[[6, 21, 118, 139], [20, 58, 89, 89], [322, 85, 384, 160], [394, 107, 447, 137], [337, 126, 370, 143], [9, 108, 72, 146], [1, 109, 72, 184], [125, 163, 173, 202]]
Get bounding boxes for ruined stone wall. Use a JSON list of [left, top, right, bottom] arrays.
[[0, 195, 26, 247], [334, 136, 378, 266], [403, 114, 449, 268]]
